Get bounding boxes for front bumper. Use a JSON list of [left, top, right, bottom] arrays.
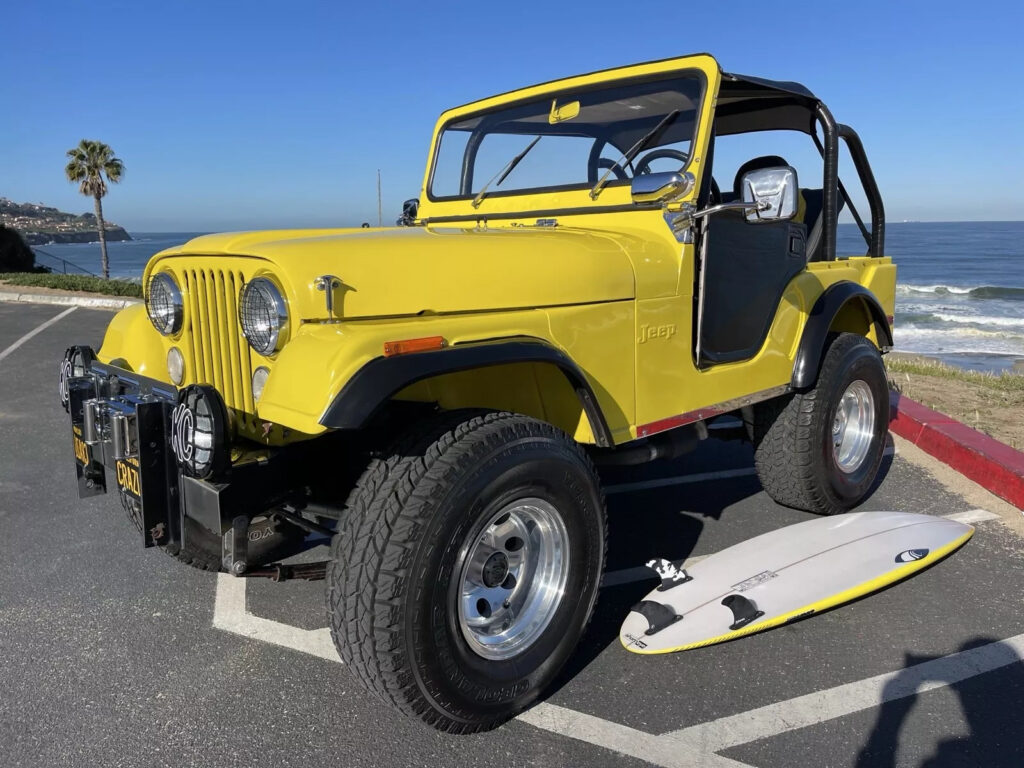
[[60, 346, 303, 565]]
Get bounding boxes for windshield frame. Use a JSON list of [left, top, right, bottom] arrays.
[[424, 68, 708, 205]]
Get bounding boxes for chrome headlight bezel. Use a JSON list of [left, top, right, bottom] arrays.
[[146, 272, 184, 336], [239, 277, 289, 356]]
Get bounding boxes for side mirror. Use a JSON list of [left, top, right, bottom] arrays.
[[740, 167, 798, 223], [397, 198, 419, 226], [631, 171, 695, 205]]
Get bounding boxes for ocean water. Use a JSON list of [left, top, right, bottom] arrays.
[[31, 222, 1024, 372], [30, 233, 209, 281], [837, 221, 1024, 372]]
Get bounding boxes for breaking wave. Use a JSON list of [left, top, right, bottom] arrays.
[[897, 284, 1024, 300]]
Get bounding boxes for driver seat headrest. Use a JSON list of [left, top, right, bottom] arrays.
[[733, 155, 789, 197]]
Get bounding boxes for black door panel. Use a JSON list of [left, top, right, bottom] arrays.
[[697, 211, 806, 365]]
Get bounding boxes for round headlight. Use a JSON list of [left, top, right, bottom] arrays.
[[146, 272, 183, 336], [239, 277, 288, 356], [167, 347, 185, 386]]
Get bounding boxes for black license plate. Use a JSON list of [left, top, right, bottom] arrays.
[[115, 458, 142, 500], [72, 425, 91, 467]]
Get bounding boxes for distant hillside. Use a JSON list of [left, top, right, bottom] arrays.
[[0, 198, 131, 244]]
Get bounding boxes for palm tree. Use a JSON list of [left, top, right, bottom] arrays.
[[65, 140, 124, 279]]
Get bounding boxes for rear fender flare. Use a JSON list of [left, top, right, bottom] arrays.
[[319, 339, 614, 448], [792, 282, 893, 390]]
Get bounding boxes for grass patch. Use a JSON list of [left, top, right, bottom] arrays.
[[0, 272, 142, 298], [886, 356, 1024, 393]]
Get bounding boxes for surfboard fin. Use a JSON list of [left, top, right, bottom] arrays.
[[722, 594, 765, 631], [631, 600, 683, 636], [645, 558, 692, 592]]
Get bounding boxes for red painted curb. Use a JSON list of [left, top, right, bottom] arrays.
[[889, 392, 1024, 510]]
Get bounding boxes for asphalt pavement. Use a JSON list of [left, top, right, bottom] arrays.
[[2, 302, 1023, 768]]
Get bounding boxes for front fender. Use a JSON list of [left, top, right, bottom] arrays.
[[97, 303, 172, 383], [255, 310, 557, 436]]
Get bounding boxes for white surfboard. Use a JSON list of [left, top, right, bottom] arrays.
[[620, 511, 973, 654]]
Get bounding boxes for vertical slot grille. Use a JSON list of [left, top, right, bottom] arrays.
[[183, 268, 253, 414]]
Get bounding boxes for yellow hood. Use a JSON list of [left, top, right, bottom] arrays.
[[150, 226, 636, 321]]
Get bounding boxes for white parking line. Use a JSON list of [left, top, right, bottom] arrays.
[[945, 508, 1000, 524], [0, 306, 77, 363], [213, 573, 340, 662], [661, 631, 1024, 755]]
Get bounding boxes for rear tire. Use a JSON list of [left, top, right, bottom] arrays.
[[326, 410, 606, 732], [753, 333, 888, 515]]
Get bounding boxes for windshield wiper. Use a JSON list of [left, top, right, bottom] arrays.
[[472, 135, 542, 208], [589, 109, 681, 200]]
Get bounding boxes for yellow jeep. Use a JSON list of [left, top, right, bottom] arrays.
[[59, 53, 895, 732]]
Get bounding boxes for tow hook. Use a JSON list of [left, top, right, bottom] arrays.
[[223, 515, 250, 575]]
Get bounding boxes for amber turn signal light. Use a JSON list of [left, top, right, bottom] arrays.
[[383, 336, 446, 357]]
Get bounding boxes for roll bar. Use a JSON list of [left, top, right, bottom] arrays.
[[812, 104, 886, 260]]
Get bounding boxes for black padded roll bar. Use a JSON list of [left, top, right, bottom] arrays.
[[811, 105, 886, 260], [836, 124, 885, 259], [815, 103, 840, 262]]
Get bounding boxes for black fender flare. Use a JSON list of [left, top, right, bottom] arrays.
[[318, 338, 614, 448], [792, 282, 893, 390]]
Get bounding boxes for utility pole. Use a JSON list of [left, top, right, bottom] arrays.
[[377, 169, 382, 227]]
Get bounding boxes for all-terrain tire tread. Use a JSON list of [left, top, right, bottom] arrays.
[[753, 333, 884, 515], [325, 410, 605, 734]]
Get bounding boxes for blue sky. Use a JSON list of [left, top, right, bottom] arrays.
[[2, 0, 1022, 231]]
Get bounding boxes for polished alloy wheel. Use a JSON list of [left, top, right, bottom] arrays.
[[832, 379, 876, 473], [457, 498, 570, 660]]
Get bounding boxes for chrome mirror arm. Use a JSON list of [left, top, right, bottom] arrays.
[[689, 200, 767, 220], [664, 200, 769, 240]]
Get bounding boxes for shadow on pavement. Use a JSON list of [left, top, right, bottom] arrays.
[[855, 638, 1024, 768], [548, 452, 765, 696]]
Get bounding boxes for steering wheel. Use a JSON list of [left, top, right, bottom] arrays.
[[595, 157, 630, 181], [633, 148, 689, 176], [634, 148, 723, 204]]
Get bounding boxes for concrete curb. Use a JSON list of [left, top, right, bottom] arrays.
[[889, 392, 1024, 510], [0, 291, 140, 311]]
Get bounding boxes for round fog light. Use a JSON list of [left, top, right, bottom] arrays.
[[252, 366, 269, 402], [167, 347, 185, 386], [170, 384, 230, 479]]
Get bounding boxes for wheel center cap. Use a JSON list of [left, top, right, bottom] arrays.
[[482, 552, 510, 588]]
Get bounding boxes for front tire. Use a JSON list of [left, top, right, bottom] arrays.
[[326, 411, 606, 732], [753, 333, 889, 515]]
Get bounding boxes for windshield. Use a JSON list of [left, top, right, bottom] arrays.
[[429, 73, 704, 200]]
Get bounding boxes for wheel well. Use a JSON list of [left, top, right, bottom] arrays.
[[829, 297, 882, 347], [319, 340, 614, 447], [392, 362, 602, 445], [792, 283, 892, 390]]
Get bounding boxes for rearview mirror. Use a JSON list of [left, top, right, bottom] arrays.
[[397, 198, 419, 226], [631, 171, 695, 205], [740, 167, 798, 223]]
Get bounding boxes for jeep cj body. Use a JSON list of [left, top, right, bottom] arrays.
[[59, 53, 896, 732]]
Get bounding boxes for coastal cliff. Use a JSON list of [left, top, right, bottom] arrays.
[[0, 197, 132, 244]]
